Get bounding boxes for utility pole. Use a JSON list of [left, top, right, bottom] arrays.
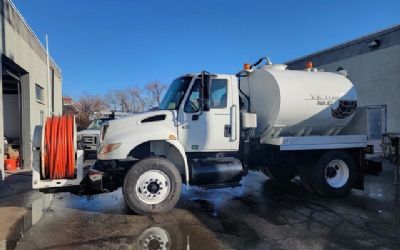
[[45, 34, 51, 116]]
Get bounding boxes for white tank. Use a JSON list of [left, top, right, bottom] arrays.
[[240, 64, 357, 141]]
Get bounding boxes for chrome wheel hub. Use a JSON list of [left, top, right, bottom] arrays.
[[135, 170, 170, 205], [325, 159, 349, 188]]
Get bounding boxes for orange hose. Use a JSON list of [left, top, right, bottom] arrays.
[[44, 115, 75, 179]]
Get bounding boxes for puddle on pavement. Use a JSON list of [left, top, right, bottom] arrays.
[[69, 223, 228, 250], [17, 166, 400, 250]]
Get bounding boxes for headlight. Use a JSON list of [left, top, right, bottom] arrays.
[[98, 143, 121, 155]]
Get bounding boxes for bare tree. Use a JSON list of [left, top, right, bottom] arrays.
[[73, 94, 105, 130], [103, 90, 131, 112], [103, 92, 118, 111], [115, 90, 131, 112], [145, 81, 167, 108], [127, 87, 147, 113]]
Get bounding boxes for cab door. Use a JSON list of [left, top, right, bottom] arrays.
[[177, 75, 237, 152]]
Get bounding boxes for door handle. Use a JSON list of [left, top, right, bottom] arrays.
[[230, 105, 237, 141], [224, 125, 231, 137]]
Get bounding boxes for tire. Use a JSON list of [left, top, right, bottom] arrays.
[[310, 150, 356, 197], [262, 164, 296, 182], [123, 157, 182, 214]]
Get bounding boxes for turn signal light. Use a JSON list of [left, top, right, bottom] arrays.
[[98, 143, 121, 155]]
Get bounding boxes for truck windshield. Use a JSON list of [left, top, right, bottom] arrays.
[[159, 77, 192, 110], [87, 120, 103, 130]]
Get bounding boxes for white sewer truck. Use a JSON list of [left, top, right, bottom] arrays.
[[31, 57, 381, 214]]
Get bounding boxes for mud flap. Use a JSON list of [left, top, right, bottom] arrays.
[[364, 157, 383, 176]]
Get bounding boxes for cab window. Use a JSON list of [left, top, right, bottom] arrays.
[[210, 79, 227, 109], [184, 78, 228, 112]]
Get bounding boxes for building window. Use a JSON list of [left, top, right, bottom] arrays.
[[35, 84, 44, 103]]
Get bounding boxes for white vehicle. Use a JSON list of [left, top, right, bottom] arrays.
[[77, 112, 133, 159], [31, 57, 381, 214], [77, 120, 101, 158]]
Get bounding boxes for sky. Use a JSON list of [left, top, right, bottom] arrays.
[[12, 0, 400, 98]]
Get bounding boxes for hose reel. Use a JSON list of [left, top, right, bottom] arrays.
[[41, 115, 77, 180]]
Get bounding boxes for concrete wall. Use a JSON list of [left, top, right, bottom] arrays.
[[287, 25, 400, 133], [0, 0, 62, 172]]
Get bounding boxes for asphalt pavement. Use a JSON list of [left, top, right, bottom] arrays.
[[15, 161, 400, 250]]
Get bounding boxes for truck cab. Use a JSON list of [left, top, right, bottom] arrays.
[[99, 73, 240, 158]]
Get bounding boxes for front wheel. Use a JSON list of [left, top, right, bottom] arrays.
[[310, 150, 357, 197], [123, 157, 182, 214]]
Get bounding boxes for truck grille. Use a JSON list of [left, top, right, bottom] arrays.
[[82, 135, 98, 146]]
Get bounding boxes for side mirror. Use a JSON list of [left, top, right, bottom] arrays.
[[201, 72, 211, 111]]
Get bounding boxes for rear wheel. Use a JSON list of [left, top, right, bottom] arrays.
[[123, 157, 182, 214], [309, 150, 356, 197]]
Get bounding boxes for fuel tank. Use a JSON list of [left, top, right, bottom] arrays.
[[189, 157, 244, 186]]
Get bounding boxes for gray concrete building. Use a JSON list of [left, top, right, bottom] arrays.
[[287, 25, 400, 137], [0, 0, 62, 176]]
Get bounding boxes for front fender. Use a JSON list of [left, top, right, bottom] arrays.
[[166, 139, 189, 185]]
